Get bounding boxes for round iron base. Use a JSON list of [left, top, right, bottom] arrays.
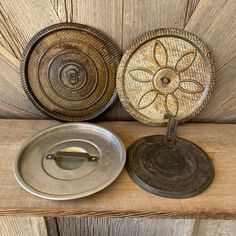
[[127, 135, 214, 199]]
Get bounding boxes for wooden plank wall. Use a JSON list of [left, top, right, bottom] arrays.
[[0, 0, 236, 122], [0, 217, 48, 236], [0, 0, 236, 235], [47, 218, 236, 236], [1, 217, 236, 236]]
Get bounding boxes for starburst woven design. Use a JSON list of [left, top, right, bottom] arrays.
[[129, 40, 204, 117]]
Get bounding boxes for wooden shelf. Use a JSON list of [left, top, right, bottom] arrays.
[[0, 120, 236, 219]]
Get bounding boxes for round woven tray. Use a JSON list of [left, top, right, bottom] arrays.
[[117, 28, 215, 126], [21, 23, 120, 121]]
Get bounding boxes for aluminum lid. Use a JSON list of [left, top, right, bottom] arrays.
[[21, 23, 121, 121], [14, 123, 126, 200]]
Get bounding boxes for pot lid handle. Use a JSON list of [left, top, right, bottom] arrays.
[[46, 151, 98, 162]]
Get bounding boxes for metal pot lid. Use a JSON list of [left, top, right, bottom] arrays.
[[127, 135, 214, 198], [14, 123, 126, 200], [21, 23, 121, 121], [117, 28, 215, 126]]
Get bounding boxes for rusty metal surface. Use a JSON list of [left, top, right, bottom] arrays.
[[117, 28, 215, 126], [127, 135, 214, 198], [21, 23, 120, 121]]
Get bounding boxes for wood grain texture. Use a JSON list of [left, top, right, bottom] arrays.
[[122, 0, 189, 50], [184, 0, 200, 26], [45, 217, 59, 236], [0, 120, 236, 219], [185, 0, 236, 70], [70, 0, 122, 49], [0, 0, 122, 53], [193, 57, 236, 123], [0, 46, 45, 119], [186, 0, 236, 123], [1, 216, 236, 236], [0, 0, 59, 57], [49, 0, 123, 48], [101, 101, 132, 121], [194, 220, 236, 236], [0, 3, 26, 59], [0, 216, 48, 236], [45, 217, 236, 236], [50, 0, 74, 22], [56, 217, 196, 236]]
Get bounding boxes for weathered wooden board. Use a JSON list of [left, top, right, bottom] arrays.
[[44, 217, 59, 236], [0, 0, 59, 59], [49, 0, 123, 48], [194, 219, 236, 236], [54, 217, 196, 236], [45, 217, 236, 236], [0, 216, 47, 236], [193, 57, 236, 123], [185, 0, 236, 70], [1, 216, 235, 236], [122, 0, 189, 50], [184, 0, 200, 26], [186, 0, 236, 123], [0, 120, 235, 219], [0, 46, 45, 119]]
